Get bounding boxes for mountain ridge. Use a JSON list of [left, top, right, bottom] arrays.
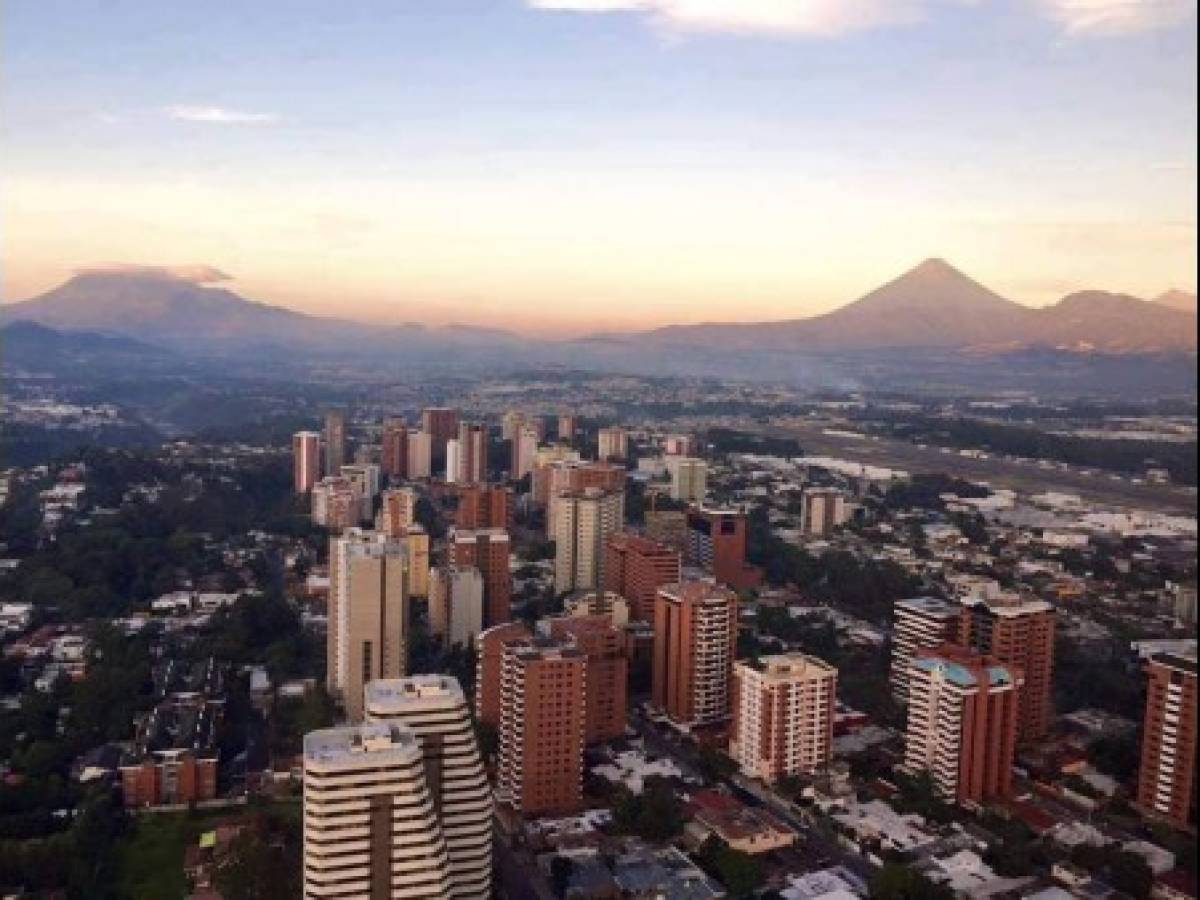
[[3, 259, 1195, 356]]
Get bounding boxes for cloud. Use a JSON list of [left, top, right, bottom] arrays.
[[529, 0, 1195, 35], [74, 263, 232, 283], [1037, 0, 1195, 34], [528, 0, 936, 36], [164, 105, 278, 124]]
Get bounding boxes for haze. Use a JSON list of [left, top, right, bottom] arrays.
[[2, 0, 1196, 337]]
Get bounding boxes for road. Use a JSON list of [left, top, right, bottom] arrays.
[[764, 422, 1198, 516]]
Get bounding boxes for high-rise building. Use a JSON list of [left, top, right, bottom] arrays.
[[800, 488, 849, 536], [406, 525, 429, 598], [552, 488, 625, 595], [542, 461, 627, 528], [730, 654, 837, 782], [497, 637, 587, 817], [456, 422, 488, 484], [302, 722, 452, 899], [597, 426, 628, 462], [474, 622, 531, 726], [604, 532, 681, 621], [557, 414, 577, 443], [668, 457, 708, 503], [445, 438, 462, 484], [563, 590, 630, 626], [902, 643, 1022, 805], [429, 566, 485, 650], [311, 476, 361, 532], [364, 676, 493, 898], [545, 615, 628, 743], [381, 417, 409, 479], [379, 487, 419, 537], [958, 596, 1055, 743], [323, 411, 346, 476], [1135, 648, 1197, 830], [449, 528, 512, 626], [511, 424, 540, 481], [293, 431, 321, 493], [652, 581, 738, 729], [686, 506, 761, 591], [663, 433, 695, 456], [454, 483, 509, 530], [407, 431, 433, 479], [421, 407, 461, 463], [341, 463, 381, 515], [327, 529, 410, 722], [891, 597, 965, 702], [501, 410, 525, 443], [529, 446, 582, 506]]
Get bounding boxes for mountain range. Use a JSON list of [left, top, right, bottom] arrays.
[[2, 259, 1195, 393], [597, 258, 1197, 353]]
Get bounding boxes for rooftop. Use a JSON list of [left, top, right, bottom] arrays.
[[364, 675, 466, 712], [303, 722, 418, 766]]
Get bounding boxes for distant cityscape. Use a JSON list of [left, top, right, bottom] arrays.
[[3, 374, 1194, 898], [1, 2, 1196, 897]]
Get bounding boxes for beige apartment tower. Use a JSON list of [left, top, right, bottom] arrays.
[[553, 488, 625, 594], [303, 722, 451, 899], [327, 529, 410, 722], [730, 654, 837, 782]]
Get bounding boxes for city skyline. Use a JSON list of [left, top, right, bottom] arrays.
[[4, 1, 1196, 336]]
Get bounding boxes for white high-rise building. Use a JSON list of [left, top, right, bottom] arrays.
[[327, 529, 410, 722], [729, 654, 836, 782], [429, 566, 485, 649], [902, 647, 1021, 805], [552, 488, 624, 594], [890, 597, 963, 703], [445, 438, 462, 484], [303, 721, 451, 899], [407, 431, 433, 479], [668, 457, 707, 503], [293, 431, 322, 493], [365, 677, 493, 899]]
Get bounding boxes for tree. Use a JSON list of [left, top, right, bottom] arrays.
[[869, 864, 954, 900], [697, 837, 763, 899], [697, 746, 737, 784], [549, 855, 574, 897]]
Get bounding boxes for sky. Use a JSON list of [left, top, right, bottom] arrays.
[[2, 0, 1196, 336]]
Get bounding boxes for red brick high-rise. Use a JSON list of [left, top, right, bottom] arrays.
[[474, 621, 531, 726], [497, 637, 587, 817], [454, 483, 510, 530], [380, 418, 409, 479], [652, 581, 738, 729], [686, 506, 761, 591], [1135, 649, 1197, 830], [957, 596, 1055, 743], [421, 407, 460, 463], [604, 532, 681, 621], [450, 528, 512, 627], [547, 615, 628, 743]]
